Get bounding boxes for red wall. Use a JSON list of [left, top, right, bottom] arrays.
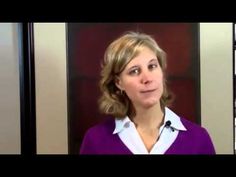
[[67, 23, 200, 153]]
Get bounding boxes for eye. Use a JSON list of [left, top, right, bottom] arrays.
[[148, 63, 158, 70], [128, 68, 140, 75]]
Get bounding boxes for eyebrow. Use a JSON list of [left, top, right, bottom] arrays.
[[127, 65, 139, 72], [126, 58, 158, 71], [149, 58, 158, 63]]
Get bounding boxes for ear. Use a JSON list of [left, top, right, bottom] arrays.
[[115, 76, 124, 91]]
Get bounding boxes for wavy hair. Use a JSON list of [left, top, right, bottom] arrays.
[[98, 31, 173, 119]]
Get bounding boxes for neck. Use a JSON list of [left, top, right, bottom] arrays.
[[132, 103, 164, 130]]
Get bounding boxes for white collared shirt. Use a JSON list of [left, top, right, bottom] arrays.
[[113, 107, 187, 154]]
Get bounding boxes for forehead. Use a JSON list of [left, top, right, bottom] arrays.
[[126, 47, 157, 66]]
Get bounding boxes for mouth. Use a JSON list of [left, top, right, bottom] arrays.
[[140, 89, 157, 93]]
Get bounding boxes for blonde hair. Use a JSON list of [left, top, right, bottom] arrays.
[[98, 31, 173, 119]]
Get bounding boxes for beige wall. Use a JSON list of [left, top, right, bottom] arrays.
[[0, 23, 21, 154], [34, 23, 68, 154], [200, 23, 234, 154]]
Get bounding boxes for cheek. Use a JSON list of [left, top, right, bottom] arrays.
[[122, 80, 138, 95], [155, 72, 164, 86], [124, 81, 137, 92], [160, 77, 164, 87], [160, 77, 165, 90]]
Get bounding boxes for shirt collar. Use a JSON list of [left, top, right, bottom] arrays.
[[113, 107, 187, 134], [113, 116, 131, 134], [163, 107, 187, 131]]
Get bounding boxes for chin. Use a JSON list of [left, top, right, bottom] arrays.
[[142, 99, 159, 108]]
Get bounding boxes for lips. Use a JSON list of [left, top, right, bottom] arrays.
[[140, 89, 157, 93]]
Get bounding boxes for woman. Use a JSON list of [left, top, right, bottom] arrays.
[[80, 31, 216, 154]]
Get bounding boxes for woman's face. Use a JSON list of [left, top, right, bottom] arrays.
[[116, 47, 164, 109]]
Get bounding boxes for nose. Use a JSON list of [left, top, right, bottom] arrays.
[[140, 70, 152, 85]]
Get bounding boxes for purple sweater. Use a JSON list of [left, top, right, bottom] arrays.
[[80, 117, 216, 154]]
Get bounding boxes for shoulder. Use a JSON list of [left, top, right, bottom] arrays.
[[84, 118, 115, 139], [180, 117, 210, 138], [179, 117, 216, 154], [166, 107, 209, 137], [79, 118, 115, 154], [180, 117, 204, 132]]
